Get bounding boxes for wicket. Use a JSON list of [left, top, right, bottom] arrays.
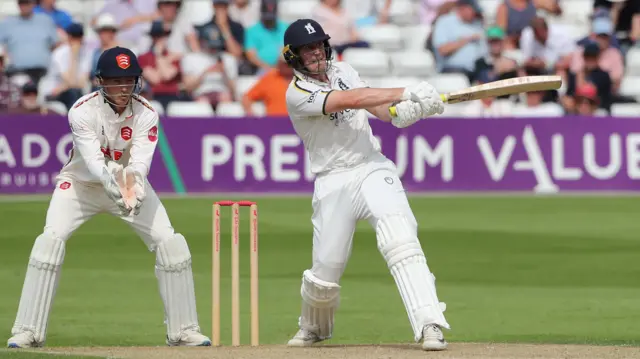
[[212, 200, 259, 347]]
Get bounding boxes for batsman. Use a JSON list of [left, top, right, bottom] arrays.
[[7, 46, 211, 348], [282, 19, 450, 350]]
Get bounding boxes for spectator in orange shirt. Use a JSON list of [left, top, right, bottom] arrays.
[[241, 57, 292, 116]]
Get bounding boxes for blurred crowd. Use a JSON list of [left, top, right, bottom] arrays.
[[0, 0, 638, 117]]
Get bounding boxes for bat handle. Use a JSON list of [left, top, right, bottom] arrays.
[[388, 94, 448, 117]]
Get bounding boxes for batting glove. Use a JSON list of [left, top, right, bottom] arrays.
[[413, 81, 445, 117], [390, 100, 424, 128]]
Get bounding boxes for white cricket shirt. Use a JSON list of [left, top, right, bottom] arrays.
[[285, 62, 381, 175], [59, 91, 159, 184]]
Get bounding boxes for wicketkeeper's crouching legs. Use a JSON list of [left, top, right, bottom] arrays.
[[119, 183, 210, 347]]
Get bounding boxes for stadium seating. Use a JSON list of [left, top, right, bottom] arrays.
[[166, 101, 215, 117], [358, 24, 404, 52], [216, 102, 245, 117], [626, 48, 640, 76], [390, 50, 436, 76], [611, 103, 640, 117], [342, 48, 390, 76]]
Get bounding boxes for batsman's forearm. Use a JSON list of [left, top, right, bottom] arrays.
[[326, 88, 404, 114]]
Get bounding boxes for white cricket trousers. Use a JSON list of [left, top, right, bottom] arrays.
[[44, 176, 174, 246], [310, 153, 417, 282]]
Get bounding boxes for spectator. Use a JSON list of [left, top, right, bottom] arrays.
[[42, 23, 91, 110], [569, 17, 624, 93], [563, 42, 612, 113], [9, 81, 49, 114], [578, 10, 622, 50], [90, 14, 120, 88], [138, 21, 189, 109], [495, 0, 561, 49], [91, 0, 159, 52], [610, 0, 640, 53], [0, 0, 59, 85], [419, 0, 457, 25], [312, 0, 370, 56], [431, 0, 486, 79], [241, 57, 292, 116], [34, 0, 73, 43], [229, 0, 260, 28], [180, 27, 238, 110], [520, 16, 576, 74], [0, 47, 21, 112], [157, 0, 200, 56], [461, 71, 514, 117], [197, 0, 244, 59], [512, 89, 564, 116], [343, 0, 392, 27], [473, 26, 518, 83], [245, 0, 287, 74], [573, 82, 600, 116]]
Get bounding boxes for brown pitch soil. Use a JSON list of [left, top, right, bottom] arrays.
[[37, 343, 640, 359]]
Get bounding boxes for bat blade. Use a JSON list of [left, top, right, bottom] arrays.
[[442, 75, 562, 104]]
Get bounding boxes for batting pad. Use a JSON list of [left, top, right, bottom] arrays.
[[155, 233, 200, 340], [299, 269, 341, 340], [376, 213, 450, 341], [12, 232, 66, 344]]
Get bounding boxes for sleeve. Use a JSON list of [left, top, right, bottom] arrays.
[[45, 16, 58, 45], [128, 111, 160, 177], [286, 78, 333, 117], [244, 25, 257, 50], [80, 49, 94, 75], [232, 22, 245, 49], [68, 110, 108, 180], [608, 49, 625, 84], [569, 48, 584, 73], [138, 53, 152, 68], [430, 17, 450, 49], [519, 28, 534, 60]]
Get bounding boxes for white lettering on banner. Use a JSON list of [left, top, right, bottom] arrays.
[[202, 135, 232, 181], [478, 135, 516, 181], [0, 135, 17, 168], [514, 126, 558, 193], [271, 135, 300, 182], [413, 136, 453, 182], [552, 134, 582, 180], [583, 133, 621, 180], [0, 172, 58, 188], [234, 135, 266, 181], [626, 134, 640, 179], [23, 134, 50, 168], [56, 134, 73, 164], [395, 136, 409, 177]]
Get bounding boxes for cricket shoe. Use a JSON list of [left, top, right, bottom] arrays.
[[287, 329, 325, 347], [7, 331, 41, 348], [421, 324, 447, 351], [166, 329, 212, 346]]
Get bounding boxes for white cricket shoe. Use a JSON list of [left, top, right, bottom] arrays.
[[421, 324, 447, 351], [287, 329, 324, 347], [166, 329, 212, 347], [7, 331, 40, 348]]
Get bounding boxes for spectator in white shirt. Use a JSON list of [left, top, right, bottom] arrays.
[[43, 23, 92, 110], [520, 16, 576, 73], [156, 0, 200, 55], [180, 28, 238, 110], [90, 14, 120, 89], [91, 0, 159, 52]]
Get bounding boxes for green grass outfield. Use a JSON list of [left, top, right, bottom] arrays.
[[1, 195, 640, 349]]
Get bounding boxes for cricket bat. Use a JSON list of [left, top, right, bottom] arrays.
[[389, 75, 562, 117]]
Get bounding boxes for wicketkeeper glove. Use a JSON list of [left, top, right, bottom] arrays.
[[124, 166, 146, 216], [101, 164, 132, 216]]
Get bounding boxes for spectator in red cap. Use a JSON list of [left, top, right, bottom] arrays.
[[574, 82, 600, 116]]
